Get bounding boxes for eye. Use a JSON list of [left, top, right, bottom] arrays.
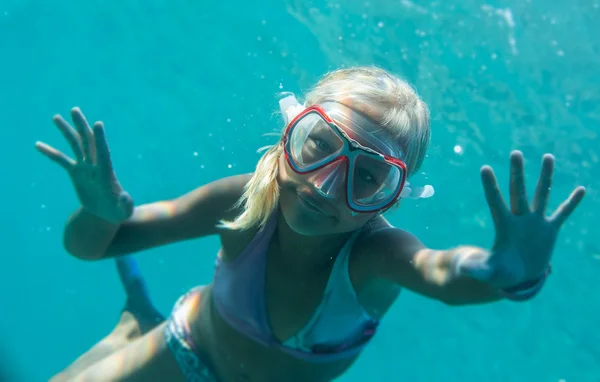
[[310, 137, 335, 153], [315, 139, 333, 152], [357, 168, 376, 184]]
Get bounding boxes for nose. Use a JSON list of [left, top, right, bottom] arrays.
[[309, 160, 347, 200]]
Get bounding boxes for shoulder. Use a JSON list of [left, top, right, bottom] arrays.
[[356, 216, 424, 256], [350, 217, 425, 282], [346, 217, 425, 318]]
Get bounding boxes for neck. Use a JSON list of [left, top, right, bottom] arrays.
[[274, 209, 353, 272]]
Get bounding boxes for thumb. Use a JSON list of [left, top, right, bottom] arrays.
[[455, 253, 495, 282], [118, 191, 134, 218]]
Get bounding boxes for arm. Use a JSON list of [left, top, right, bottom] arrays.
[[368, 228, 501, 306], [368, 151, 584, 306], [64, 174, 251, 260]]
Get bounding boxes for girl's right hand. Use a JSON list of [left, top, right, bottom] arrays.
[[35, 107, 134, 224]]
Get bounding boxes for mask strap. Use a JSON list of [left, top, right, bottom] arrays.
[[279, 94, 305, 126], [400, 182, 435, 199]]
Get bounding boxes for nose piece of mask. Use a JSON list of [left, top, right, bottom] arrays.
[[312, 162, 346, 199]]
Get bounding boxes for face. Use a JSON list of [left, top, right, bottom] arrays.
[[277, 102, 401, 237]]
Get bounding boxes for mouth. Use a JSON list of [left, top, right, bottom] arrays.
[[297, 192, 333, 217]]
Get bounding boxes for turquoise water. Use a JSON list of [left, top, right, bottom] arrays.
[[1, 0, 599, 380]]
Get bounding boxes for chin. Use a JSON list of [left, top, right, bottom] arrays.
[[278, 187, 337, 236], [278, 186, 376, 237], [276, 155, 376, 236]]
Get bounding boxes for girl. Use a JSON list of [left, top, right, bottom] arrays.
[[36, 66, 585, 381]]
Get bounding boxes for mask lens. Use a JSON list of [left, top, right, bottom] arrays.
[[289, 112, 344, 168], [351, 154, 403, 208]]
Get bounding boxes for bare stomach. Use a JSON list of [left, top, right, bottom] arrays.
[[186, 284, 359, 382]]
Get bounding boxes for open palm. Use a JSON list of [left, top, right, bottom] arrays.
[[459, 151, 586, 288], [35, 107, 133, 223]]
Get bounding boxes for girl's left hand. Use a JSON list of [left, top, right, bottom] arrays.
[[457, 150, 586, 288]]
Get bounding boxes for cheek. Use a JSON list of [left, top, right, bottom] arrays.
[[278, 153, 293, 182], [278, 153, 308, 185]]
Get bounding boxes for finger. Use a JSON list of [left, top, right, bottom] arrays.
[[532, 154, 554, 215], [509, 151, 530, 214], [35, 141, 76, 171], [71, 107, 95, 163], [550, 186, 586, 227], [93, 122, 114, 174], [480, 165, 509, 230], [52, 114, 83, 162]]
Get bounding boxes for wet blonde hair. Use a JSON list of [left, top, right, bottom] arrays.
[[220, 66, 431, 231]]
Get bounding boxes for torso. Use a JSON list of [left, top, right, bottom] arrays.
[[184, 212, 402, 382]]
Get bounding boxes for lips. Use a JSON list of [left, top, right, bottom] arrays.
[[297, 192, 333, 217]]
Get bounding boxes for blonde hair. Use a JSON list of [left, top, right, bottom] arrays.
[[220, 66, 431, 231]]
